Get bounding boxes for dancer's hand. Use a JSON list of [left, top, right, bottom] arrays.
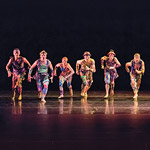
[[28, 75, 31, 82], [135, 70, 141, 74], [109, 67, 115, 70], [101, 65, 104, 69], [8, 71, 11, 77], [76, 71, 79, 75], [85, 66, 90, 71], [50, 77, 53, 83]]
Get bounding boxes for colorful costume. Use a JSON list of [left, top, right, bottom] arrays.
[[101, 57, 120, 86], [34, 59, 51, 100], [80, 58, 95, 89], [10, 57, 26, 100], [76, 51, 96, 97], [129, 59, 143, 92], [55, 62, 74, 98], [101, 50, 121, 98]]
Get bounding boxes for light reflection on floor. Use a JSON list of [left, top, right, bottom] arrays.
[[0, 91, 150, 150], [0, 96, 150, 115]]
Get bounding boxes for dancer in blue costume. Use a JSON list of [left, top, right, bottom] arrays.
[[125, 53, 145, 99], [54, 57, 74, 98], [28, 50, 53, 103]]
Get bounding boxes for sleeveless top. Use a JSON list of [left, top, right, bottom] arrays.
[[105, 57, 117, 69], [37, 59, 49, 74], [11, 56, 25, 74], [80, 58, 94, 71], [131, 59, 142, 75], [60, 63, 71, 77]]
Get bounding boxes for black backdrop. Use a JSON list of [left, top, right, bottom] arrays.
[[0, 0, 150, 91]]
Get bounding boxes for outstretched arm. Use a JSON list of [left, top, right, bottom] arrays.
[[6, 58, 12, 77], [125, 62, 131, 73]]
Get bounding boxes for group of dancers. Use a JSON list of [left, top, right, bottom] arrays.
[[6, 48, 145, 103]]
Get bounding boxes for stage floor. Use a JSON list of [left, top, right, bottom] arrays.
[[0, 91, 150, 150]]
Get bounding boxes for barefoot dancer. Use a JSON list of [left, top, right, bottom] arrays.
[[54, 57, 74, 98], [28, 50, 53, 103], [101, 49, 121, 98], [125, 53, 145, 99], [76, 51, 96, 97], [6, 48, 31, 101]]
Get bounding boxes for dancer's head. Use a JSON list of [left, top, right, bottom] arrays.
[[107, 49, 116, 60], [62, 57, 68, 64], [40, 50, 47, 60], [134, 53, 140, 63], [13, 48, 20, 57], [83, 51, 91, 61]]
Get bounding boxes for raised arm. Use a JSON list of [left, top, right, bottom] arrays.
[[6, 58, 13, 77], [125, 62, 131, 73]]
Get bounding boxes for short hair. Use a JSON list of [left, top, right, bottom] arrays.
[[13, 48, 20, 54], [134, 53, 140, 57], [62, 57, 68, 62], [40, 50, 47, 56]]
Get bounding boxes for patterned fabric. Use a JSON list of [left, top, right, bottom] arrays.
[[60, 63, 71, 77], [35, 59, 50, 99], [11, 56, 26, 75], [130, 73, 142, 91], [131, 59, 142, 75], [80, 58, 95, 84], [37, 59, 49, 74], [103, 57, 119, 84]]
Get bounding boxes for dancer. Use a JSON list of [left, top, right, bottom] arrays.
[[28, 50, 53, 103], [101, 49, 121, 98], [76, 51, 96, 97], [125, 53, 145, 99], [6, 48, 31, 101], [54, 57, 74, 98]]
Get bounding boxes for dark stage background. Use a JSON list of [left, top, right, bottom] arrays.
[[0, 0, 150, 91]]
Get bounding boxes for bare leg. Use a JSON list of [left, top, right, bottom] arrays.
[[104, 84, 109, 98]]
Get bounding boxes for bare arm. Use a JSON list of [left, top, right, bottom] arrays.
[[54, 63, 60, 76], [90, 60, 96, 73], [101, 56, 107, 69], [141, 61, 145, 74], [23, 57, 31, 68], [125, 62, 131, 73], [6, 58, 13, 77], [114, 57, 121, 68], [76, 60, 81, 75], [28, 60, 38, 82], [65, 63, 75, 79]]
